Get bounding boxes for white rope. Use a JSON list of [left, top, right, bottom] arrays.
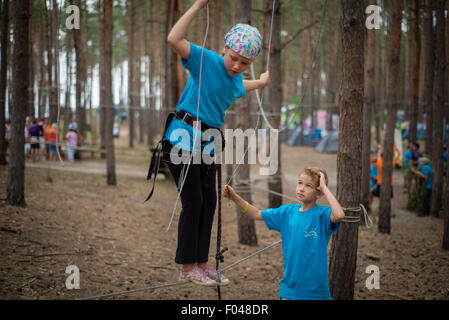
[[341, 204, 373, 228], [79, 239, 282, 300]]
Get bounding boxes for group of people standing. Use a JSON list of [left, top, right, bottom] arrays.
[[4, 117, 80, 162], [369, 140, 447, 217]]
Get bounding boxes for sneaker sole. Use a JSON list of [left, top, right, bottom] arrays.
[[190, 279, 217, 287], [213, 279, 230, 286]]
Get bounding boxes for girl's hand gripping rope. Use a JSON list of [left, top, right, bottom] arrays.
[[196, 0, 210, 9]]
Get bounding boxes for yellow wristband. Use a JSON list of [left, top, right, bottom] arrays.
[[242, 201, 249, 213]]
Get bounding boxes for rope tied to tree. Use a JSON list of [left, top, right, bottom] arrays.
[[341, 204, 373, 228]]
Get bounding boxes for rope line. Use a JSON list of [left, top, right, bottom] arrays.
[[78, 239, 282, 300]]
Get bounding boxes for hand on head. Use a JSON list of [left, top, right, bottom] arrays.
[[316, 172, 327, 192]]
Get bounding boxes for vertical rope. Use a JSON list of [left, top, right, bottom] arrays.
[[215, 163, 225, 300]]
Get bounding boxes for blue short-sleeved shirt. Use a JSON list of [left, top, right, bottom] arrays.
[[404, 149, 412, 165], [370, 167, 378, 189], [163, 42, 246, 152], [261, 204, 340, 300], [421, 164, 433, 189]]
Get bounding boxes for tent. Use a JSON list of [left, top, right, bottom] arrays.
[[285, 126, 321, 147], [315, 131, 338, 153]]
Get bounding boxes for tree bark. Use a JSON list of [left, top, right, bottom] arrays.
[[361, 0, 376, 213], [409, 0, 420, 145], [98, 0, 106, 151], [234, 0, 257, 246], [423, 0, 434, 155], [73, 0, 86, 147], [7, 0, 30, 207], [378, 0, 403, 234], [0, 0, 9, 165], [127, 0, 135, 148], [267, 0, 283, 210], [325, 0, 338, 131], [103, 0, 116, 186], [429, 0, 446, 217], [328, 0, 365, 300]]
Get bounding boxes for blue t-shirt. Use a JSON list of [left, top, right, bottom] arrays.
[[261, 204, 340, 300], [404, 149, 412, 165], [370, 167, 378, 189], [420, 164, 433, 189], [163, 42, 246, 152]]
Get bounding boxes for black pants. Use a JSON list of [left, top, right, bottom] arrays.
[[162, 140, 217, 265], [421, 188, 432, 216]]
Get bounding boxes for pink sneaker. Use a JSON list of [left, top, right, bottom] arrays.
[[179, 267, 216, 286], [202, 266, 230, 286]]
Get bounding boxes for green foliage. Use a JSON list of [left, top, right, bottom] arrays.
[[407, 181, 425, 213]]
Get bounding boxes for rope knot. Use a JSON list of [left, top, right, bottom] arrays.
[[215, 248, 228, 263]]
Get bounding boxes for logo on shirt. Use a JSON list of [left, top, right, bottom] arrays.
[[304, 228, 318, 239]]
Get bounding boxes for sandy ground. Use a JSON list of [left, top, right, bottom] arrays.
[[1, 128, 448, 300]]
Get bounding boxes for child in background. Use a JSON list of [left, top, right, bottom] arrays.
[[65, 129, 77, 161], [369, 158, 378, 208], [411, 157, 433, 216], [224, 167, 345, 300], [48, 123, 58, 161]]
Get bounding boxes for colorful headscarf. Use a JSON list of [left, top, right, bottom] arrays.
[[224, 24, 262, 61]]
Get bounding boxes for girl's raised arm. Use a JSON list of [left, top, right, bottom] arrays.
[[167, 0, 209, 60]]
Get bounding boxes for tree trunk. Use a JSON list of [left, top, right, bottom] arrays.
[[267, 0, 283, 209], [378, 0, 403, 234], [328, 0, 365, 300], [98, 0, 106, 151], [409, 0, 420, 145], [325, 0, 338, 131], [423, 0, 434, 155], [127, 0, 135, 148], [7, 0, 30, 207], [429, 0, 446, 217], [0, 0, 9, 165], [37, 2, 45, 120], [234, 0, 257, 246], [164, 0, 180, 119], [28, 6, 34, 118], [361, 0, 377, 213], [103, 0, 116, 186], [73, 0, 86, 148]]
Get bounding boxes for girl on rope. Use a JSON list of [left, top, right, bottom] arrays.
[[162, 0, 269, 286], [224, 168, 345, 299]]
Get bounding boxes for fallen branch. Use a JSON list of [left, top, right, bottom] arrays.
[[0, 227, 20, 234], [24, 249, 94, 258]]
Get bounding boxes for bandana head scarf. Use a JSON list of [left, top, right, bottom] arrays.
[[224, 24, 262, 61]]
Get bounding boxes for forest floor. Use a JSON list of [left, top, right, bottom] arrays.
[[1, 125, 449, 300]]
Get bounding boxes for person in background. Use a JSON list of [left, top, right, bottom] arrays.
[[65, 128, 77, 162], [48, 123, 58, 161], [411, 157, 433, 217], [29, 120, 42, 162]]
